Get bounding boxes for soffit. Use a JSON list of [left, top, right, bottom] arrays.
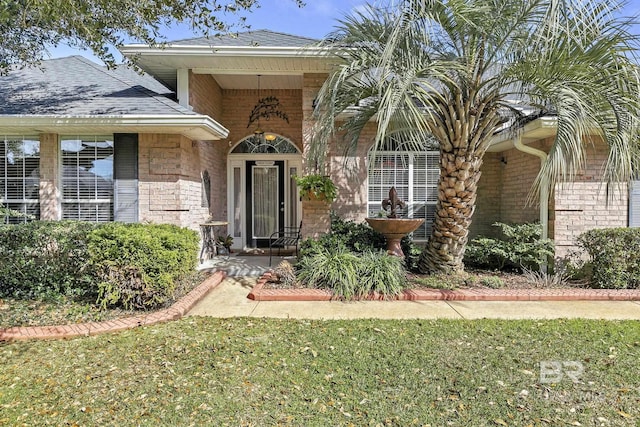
[[122, 47, 334, 91]]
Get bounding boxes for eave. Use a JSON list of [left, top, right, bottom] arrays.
[[0, 115, 229, 141], [487, 116, 558, 152]]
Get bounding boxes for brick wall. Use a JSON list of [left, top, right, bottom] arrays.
[[138, 133, 223, 232], [188, 72, 228, 225], [221, 88, 303, 149], [498, 139, 550, 226], [328, 126, 376, 224], [471, 152, 502, 238], [189, 72, 223, 120], [474, 137, 629, 258], [301, 73, 332, 237], [38, 133, 60, 220], [553, 140, 627, 258]]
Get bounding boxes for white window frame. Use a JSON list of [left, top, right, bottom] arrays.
[[60, 135, 114, 222], [0, 136, 40, 223], [367, 137, 439, 242]]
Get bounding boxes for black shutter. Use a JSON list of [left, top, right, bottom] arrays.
[[113, 134, 138, 223]]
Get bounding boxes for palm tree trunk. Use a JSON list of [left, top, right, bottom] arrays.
[[418, 152, 482, 274]]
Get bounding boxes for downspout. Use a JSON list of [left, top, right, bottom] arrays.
[[513, 136, 549, 271]]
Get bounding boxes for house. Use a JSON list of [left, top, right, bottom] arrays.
[[0, 30, 631, 257]]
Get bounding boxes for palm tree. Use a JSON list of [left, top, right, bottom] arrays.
[[309, 0, 640, 274]]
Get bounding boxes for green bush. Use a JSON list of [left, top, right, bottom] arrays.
[[299, 212, 422, 272], [297, 246, 360, 299], [358, 250, 407, 296], [0, 221, 98, 300], [464, 222, 554, 272], [577, 228, 640, 289], [0, 221, 200, 309], [88, 223, 199, 309], [296, 246, 407, 299]]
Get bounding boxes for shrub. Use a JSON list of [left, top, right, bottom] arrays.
[[88, 223, 199, 309], [271, 260, 297, 287], [479, 276, 505, 289], [358, 250, 408, 297], [296, 247, 407, 299], [0, 221, 98, 300], [577, 228, 640, 289], [299, 212, 422, 272], [464, 222, 554, 272], [296, 246, 361, 299]]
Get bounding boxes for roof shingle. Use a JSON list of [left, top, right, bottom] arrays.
[[0, 56, 194, 116], [169, 29, 318, 48]]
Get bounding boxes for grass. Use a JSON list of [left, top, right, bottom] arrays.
[[0, 297, 137, 327], [1, 318, 639, 426], [0, 272, 206, 328]]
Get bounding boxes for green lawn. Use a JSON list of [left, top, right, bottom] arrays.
[[1, 318, 638, 426]]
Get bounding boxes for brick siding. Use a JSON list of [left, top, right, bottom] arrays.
[[474, 137, 628, 258], [38, 133, 60, 220]]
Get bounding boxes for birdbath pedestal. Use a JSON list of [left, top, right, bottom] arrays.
[[365, 217, 424, 257], [365, 187, 424, 257]]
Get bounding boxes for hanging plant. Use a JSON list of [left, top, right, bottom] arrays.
[[294, 174, 337, 202]]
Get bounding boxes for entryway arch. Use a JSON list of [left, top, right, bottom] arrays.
[[227, 134, 302, 250]]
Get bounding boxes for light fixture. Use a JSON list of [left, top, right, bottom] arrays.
[[246, 74, 289, 145], [254, 75, 264, 138]]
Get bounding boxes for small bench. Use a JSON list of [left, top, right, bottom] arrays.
[[268, 222, 302, 266]]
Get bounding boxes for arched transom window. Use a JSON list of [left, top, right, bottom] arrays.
[[368, 133, 439, 241], [231, 134, 300, 154]]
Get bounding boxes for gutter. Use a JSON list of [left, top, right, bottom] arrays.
[[119, 45, 334, 58], [513, 135, 549, 271], [0, 114, 229, 141]]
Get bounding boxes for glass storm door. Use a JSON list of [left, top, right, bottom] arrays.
[[246, 160, 284, 247]]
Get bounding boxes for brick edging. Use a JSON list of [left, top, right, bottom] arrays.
[[0, 271, 226, 342], [248, 272, 640, 302]]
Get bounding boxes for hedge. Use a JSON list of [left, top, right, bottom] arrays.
[[577, 228, 640, 289], [88, 223, 199, 309], [0, 221, 200, 308], [0, 221, 98, 299]]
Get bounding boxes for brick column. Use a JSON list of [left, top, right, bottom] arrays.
[[39, 133, 60, 220], [301, 199, 331, 238]]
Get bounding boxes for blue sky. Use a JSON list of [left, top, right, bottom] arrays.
[[49, 0, 368, 63], [50, 0, 640, 64]]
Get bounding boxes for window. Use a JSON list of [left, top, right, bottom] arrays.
[[0, 137, 40, 223], [61, 136, 114, 222], [368, 134, 439, 241], [231, 134, 300, 154]]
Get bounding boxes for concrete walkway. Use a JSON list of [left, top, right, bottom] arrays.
[[188, 277, 640, 320]]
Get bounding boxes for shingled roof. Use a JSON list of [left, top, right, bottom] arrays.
[[169, 29, 318, 48], [0, 56, 228, 139], [0, 56, 194, 116]]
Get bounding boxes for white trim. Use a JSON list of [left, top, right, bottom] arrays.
[[120, 45, 334, 58], [0, 115, 229, 140], [176, 68, 191, 108], [487, 116, 558, 152], [227, 153, 303, 250]]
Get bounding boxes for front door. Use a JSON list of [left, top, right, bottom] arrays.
[[246, 160, 285, 247]]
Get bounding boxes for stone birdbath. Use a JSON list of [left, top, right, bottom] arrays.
[[365, 187, 424, 257]]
